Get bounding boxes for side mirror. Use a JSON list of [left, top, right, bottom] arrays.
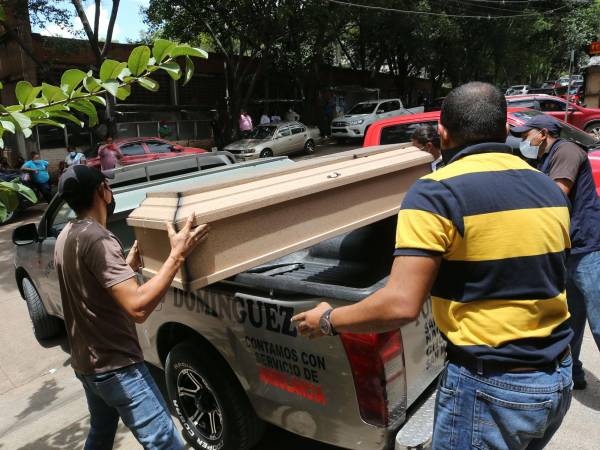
[[12, 223, 39, 246]]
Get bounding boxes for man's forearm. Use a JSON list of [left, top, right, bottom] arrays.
[[331, 286, 422, 334], [134, 252, 184, 321]]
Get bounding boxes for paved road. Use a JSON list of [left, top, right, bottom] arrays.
[[0, 143, 599, 449]]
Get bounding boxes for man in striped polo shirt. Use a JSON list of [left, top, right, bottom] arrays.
[[293, 82, 573, 449]]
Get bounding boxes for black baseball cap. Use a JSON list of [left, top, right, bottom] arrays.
[[511, 115, 563, 135], [58, 165, 106, 202]]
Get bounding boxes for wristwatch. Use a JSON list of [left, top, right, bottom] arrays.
[[319, 308, 338, 336]]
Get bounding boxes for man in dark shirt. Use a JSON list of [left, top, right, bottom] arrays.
[[514, 114, 600, 390], [55, 165, 209, 449]]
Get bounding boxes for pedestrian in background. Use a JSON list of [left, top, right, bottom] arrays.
[[411, 124, 443, 171], [210, 110, 223, 150], [293, 82, 573, 450], [270, 113, 281, 124], [239, 109, 253, 138], [21, 151, 52, 203], [514, 114, 600, 390], [55, 165, 209, 450], [64, 145, 86, 170], [260, 111, 271, 125], [98, 136, 123, 172], [286, 107, 300, 122]]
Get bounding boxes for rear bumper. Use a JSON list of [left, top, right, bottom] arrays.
[[395, 388, 436, 450]]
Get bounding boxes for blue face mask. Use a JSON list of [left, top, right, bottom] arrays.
[[519, 131, 541, 159]]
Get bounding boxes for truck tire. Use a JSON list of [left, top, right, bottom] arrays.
[[21, 278, 63, 340], [585, 121, 600, 140], [165, 339, 265, 450]]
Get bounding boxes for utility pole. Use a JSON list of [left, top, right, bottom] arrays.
[[565, 50, 575, 123]]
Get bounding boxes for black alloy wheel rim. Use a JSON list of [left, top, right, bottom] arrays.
[[176, 368, 224, 441], [306, 141, 314, 152]]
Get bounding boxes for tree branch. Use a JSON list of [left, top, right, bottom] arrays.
[[71, 0, 102, 63], [101, 0, 120, 58], [93, 0, 100, 41]]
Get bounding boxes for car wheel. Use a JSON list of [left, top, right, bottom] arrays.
[[165, 340, 265, 450], [21, 278, 63, 340], [259, 149, 273, 158], [304, 139, 315, 154], [585, 122, 600, 140]]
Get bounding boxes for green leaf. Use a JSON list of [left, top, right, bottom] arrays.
[[69, 100, 98, 127], [0, 184, 19, 212], [0, 81, 3, 90], [6, 105, 23, 112], [117, 67, 131, 81], [152, 39, 176, 63], [42, 83, 68, 103], [61, 69, 87, 95], [159, 62, 181, 80], [22, 128, 32, 139], [100, 60, 126, 82], [8, 111, 32, 130], [48, 111, 84, 127], [0, 180, 37, 206], [83, 76, 102, 93], [89, 95, 106, 106], [0, 5, 5, 22], [128, 45, 151, 76], [15, 81, 33, 106], [138, 77, 159, 92], [0, 119, 16, 134], [169, 45, 208, 59], [183, 56, 194, 86], [116, 85, 131, 101], [101, 80, 120, 97], [31, 119, 65, 128]]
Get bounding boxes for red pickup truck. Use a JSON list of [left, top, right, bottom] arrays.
[[363, 108, 600, 196]]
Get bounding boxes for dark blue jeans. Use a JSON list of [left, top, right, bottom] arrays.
[[567, 250, 600, 382], [432, 355, 572, 450], [76, 362, 184, 450]]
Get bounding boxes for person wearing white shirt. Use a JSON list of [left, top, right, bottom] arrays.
[[411, 125, 443, 171], [260, 113, 271, 125]]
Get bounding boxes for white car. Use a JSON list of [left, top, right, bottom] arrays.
[[331, 98, 409, 141], [505, 85, 530, 96], [556, 75, 584, 87]]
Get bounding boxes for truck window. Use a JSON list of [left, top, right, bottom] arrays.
[[380, 121, 438, 145], [146, 140, 173, 153], [382, 100, 400, 112], [121, 143, 145, 156]]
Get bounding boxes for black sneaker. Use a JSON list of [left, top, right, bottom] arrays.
[[573, 379, 587, 390]]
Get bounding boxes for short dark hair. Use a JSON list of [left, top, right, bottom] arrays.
[[29, 151, 39, 160], [411, 125, 440, 148], [440, 82, 507, 146]]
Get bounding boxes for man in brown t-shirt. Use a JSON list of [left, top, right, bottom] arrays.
[[55, 165, 209, 449]]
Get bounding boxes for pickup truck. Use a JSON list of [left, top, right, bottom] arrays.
[[12, 147, 445, 450]]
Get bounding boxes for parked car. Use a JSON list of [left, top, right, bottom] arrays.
[[505, 85, 530, 95], [13, 149, 444, 450], [330, 98, 409, 141], [86, 137, 207, 169], [363, 108, 600, 194], [506, 95, 600, 138], [555, 74, 584, 88], [224, 121, 317, 160], [555, 82, 585, 104]]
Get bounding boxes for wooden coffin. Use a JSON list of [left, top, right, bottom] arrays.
[[127, 144, 432, 290]]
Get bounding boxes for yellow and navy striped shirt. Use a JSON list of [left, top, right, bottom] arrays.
[[395, 142, 572, 365]]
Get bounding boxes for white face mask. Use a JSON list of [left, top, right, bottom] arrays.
[[519, 131, 542, 159]]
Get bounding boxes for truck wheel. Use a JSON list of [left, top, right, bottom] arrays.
[[21, 278, 63, 340], [259, 149, 273, 158], [304, 139, 315, 154], [585, 122, 600, 140], [165, 340, 265, 450]]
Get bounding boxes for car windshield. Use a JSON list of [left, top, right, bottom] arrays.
[[248, 126, 276, 139], [347, 102, 378, 115], [511, 110, 600, 150]]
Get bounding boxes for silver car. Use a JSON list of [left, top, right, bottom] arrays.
[[225, 121, 317, 160]]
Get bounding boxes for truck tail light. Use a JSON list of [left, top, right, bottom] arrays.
[[340, 330, 407, 427]]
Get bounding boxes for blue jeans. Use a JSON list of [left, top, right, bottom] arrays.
[[76, 363, 184, 450], [567, 250, 600, 382], [432, 355, 572, 450]]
